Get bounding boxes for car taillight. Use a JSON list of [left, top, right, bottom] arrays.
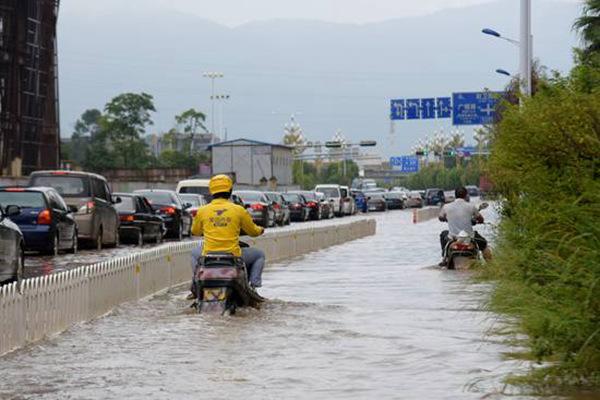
[[190, 209, 197, 217], [78, 201, 95, 214], [37, 209, 52, 225], [307, 201, 317, 208], [160, 207, 176, 215], [250, 203, 264, 211], [273, 203, 281, 210], [120, 215, 134, 222]]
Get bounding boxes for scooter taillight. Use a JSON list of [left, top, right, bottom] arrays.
[[451, 242, 475, 251]]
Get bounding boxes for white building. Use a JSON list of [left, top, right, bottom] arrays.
[[211, 139, 293, 186]]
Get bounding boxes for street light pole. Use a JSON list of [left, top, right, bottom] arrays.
[[520, 0, 532, 96], [203, 72, 224, 143]]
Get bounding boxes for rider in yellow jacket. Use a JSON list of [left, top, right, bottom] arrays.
[[191, 175, 266, 287]]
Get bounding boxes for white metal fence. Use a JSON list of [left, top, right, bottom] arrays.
[[0, 218, 376, 356]]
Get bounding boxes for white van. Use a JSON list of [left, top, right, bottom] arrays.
[[314, 184, 343, 217], [176, 179, 211, 199]]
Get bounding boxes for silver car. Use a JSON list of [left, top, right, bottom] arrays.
[[0, 205, 24, 284], [29, 171, 120, 250]]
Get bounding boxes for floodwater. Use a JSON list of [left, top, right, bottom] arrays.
[[0, 206, 575, 399]]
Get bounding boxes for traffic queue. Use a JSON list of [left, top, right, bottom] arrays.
[[0, 170, 427, 286]]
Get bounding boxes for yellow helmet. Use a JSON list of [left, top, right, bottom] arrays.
[[209, 174, 233, 195]]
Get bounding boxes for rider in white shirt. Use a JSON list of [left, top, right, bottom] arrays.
[[438, 187, 489, 265]]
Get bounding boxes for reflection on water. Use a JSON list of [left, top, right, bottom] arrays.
[[0, 208, 582, 399]]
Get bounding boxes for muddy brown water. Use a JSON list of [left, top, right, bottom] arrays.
[[0, 208, 591, 399]]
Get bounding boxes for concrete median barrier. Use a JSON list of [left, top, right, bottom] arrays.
[[0, 218, 376, 356], [413, 206, 441, 224]]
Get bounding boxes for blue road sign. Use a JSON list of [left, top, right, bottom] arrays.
[[436, 97, 452, 118], [406, 99, 420, 119], [452, 92, 502, 125], [421, 98, 436, 119], [390, 99, 405, 120], [401, 156, 419, 173], [390, 156, 419, 173]]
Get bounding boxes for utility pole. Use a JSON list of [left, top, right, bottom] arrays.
[[520, 0, 532, 96], [203, 72, 224, 143]]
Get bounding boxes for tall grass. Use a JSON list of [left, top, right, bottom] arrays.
[[482, 74, 600, 389]]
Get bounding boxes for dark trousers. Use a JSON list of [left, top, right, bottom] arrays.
[[440, 230, 487, 255]]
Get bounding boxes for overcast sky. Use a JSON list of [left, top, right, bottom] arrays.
[[62, 0, 581, 26]]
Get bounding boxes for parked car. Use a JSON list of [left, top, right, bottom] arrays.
[[289, 191, 324, 220], [314, 184, 343, 217], [178, 193, 207, 218], [176, 179, 211, 201], [384, 192, 405, 210], [424, 188, 445, 206], [315, 192, 334, 218], [264, 192, 291, 226], [135, 189, 192, 239], [234, 191, 275, 228], [405, 191, 424, 208], [28, 171, 119, 250], [0, 204, 24, 284], [282, 192, 310, 222], [340, 186, 356, 215], [444, 190, 456, 203], [0, 187, 78, 255], [466, 185, 480, 198], [114, 193, 165, 245], [366, 192, 387, 212]]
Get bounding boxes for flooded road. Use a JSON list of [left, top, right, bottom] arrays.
[[0, 207, 553, 399]]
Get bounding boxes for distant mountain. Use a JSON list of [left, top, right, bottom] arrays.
[[58, 0, 580, 155]]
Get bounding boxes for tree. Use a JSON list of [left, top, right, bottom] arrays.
[[101, 93, 156, 169], [573, 0, 600, 59], [70, 109, 102, 166], [175, 109, 208, 155]]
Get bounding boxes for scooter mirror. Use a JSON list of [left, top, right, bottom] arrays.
[[479, 202, 489, 210]]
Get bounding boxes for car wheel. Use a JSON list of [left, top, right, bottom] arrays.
[[47, 232, 59, 256], [96, 227, 103, 251], [70, 231, 78, 254]]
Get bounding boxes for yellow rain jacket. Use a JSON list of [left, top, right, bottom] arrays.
[[191, 198, 264, 256]]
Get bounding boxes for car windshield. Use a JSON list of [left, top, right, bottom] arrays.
[[369, 193, 384, 199], [0, 191, 45, 208], [179, 194, 201, 207], [282, 193, 301, 203], [264, 193, 281, 203], [235, 191, 264, 202], [294, 192, 315, 200], [115, 196, 136, 212], [386, 192, 402, 199], [409, 191, 422, 197], [179, 185, 211, 199], [138, 191, 175, 205], [316, 187, 339, 198], [30, 175, 89, 197], [426, 189, 442, 196]]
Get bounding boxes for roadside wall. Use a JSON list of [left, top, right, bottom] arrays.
[[0, 218, 376, 356], [413, 206, 441, 223]]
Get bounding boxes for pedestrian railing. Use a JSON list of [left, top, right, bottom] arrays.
[[0, 218, 376, 356]]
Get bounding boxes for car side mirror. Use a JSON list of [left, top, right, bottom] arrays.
[[5, 205, 21, 217], [184, 202, 193, 209], [479, 202, 489, 211], [112, 196, 122, 204], [68, 205, 79, 214]]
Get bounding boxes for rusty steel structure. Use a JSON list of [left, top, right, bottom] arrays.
[[0, 0, 60, 176]]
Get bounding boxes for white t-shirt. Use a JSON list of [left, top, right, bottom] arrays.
[[439, 199, 480, 236]]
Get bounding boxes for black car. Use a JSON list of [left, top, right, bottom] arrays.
[[384, 192, 405, 210], [134, 190, 192, 240], [289, 191, 323, 220], [282, 193, 310, 222], [466, 185, 480, 197], [366, 193, 388, 212], [114, 193, 165, 245], [425, 188, 445, 206], [233, 190, 275, 228], [0, 187, 78, 255], [0, 204, 24, 284]]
